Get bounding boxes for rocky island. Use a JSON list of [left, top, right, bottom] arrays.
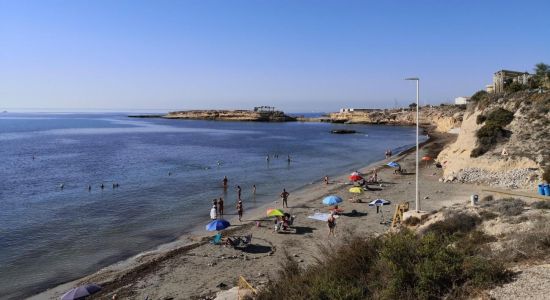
[[164, 106, 296, 122]]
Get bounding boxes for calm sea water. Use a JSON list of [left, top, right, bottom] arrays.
[[0, 113, 422, 299]]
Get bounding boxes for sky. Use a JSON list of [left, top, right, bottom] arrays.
[[1, 0, 549, 113]]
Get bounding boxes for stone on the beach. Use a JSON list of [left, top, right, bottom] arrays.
[[424, 196, 430, 199], [293, 254, 299, 257]]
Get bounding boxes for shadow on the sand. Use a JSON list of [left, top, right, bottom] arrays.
[[293, 226, 315, 235], [242, 244, 272, 254], [341, 211, 368, 217]]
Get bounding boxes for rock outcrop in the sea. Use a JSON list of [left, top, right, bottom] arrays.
[[328, 106, 464, 133], [164, 110, 296, 122], [438, 90, 550, 188]]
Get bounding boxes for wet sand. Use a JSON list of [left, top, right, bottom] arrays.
[[29, 133, 483, 300]]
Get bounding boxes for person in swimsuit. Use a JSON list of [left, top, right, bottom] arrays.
[[218, 197, 224, 216], [222, 176, 228, 189], [236, 200, 243, 221], [236, 185, 242, 200], [280, 188, 289, 208], [212, 198, 218, 214], [327, 213, 336, 237]]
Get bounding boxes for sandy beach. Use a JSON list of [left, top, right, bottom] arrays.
[[29, 132, 484, 300]]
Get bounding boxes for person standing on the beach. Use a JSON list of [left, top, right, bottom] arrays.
[[223, 176, 228, 189], [236, 185, 242, 200], [212, 198, 218, 214], [218, 197, 224, 216], [236, 200, 243, 221], [287, 154, 291, 164], [280, 188, 289, 208], [327, 213, 336, 237], [253, 184, 256, 195], [324, 175, 329, 185], [210, 205, 217, 220], [266, 154, 270, 162]]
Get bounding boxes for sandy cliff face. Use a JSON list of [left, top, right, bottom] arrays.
[[329, 106, 463, 133], [164, 110, 295, 122], [437, 91, 550, 188]]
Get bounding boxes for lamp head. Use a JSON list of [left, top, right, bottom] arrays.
[[404, 77, 419, 81]]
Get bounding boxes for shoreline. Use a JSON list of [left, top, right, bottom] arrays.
[[29, 130, 445, 300]]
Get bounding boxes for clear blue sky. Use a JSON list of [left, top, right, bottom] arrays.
[[1, 0, 549, 112]]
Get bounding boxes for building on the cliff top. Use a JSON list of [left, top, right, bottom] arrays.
[[489, 70, 533, 93], [254, 106, 276, 112], [454, 96, 470, 105]]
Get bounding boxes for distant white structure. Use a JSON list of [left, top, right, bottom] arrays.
[[454, 96, 470, 105], [339, 108, 382, 113]]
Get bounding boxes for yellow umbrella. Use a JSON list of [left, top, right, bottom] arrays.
[[267, 208, 285, 217], [349, 187, 363, 194]]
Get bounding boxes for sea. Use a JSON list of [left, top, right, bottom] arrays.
[[0, 112, 424, 299]]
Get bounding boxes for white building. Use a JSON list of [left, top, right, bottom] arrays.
[[454, 96, 470, 105]]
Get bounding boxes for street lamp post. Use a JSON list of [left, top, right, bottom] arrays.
[[405, 77, 420, 212]]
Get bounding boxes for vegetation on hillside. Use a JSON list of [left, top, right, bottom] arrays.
[[257, 213, 513, 300], [471, 108, 514, 157]]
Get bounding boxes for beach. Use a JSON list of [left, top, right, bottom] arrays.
[[29, 132, 484, 299]]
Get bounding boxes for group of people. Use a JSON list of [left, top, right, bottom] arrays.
[[266, 153, 292, 164], [212, 176, 291, 223], [273, 213, 293, 232]]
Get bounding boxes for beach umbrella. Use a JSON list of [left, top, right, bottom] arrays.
[[349, 174, 363, 181], [205, 219, 230, 231], [422, 156, 432, 166], [386, 161, 400, 168], [61, 284, 101, 300], [267, 208, 285, 217], [368, 199, 391, 206], [349, 187, 363, 194], [322, 195, 343, 206]]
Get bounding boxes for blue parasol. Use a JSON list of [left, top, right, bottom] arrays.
[[61, 284, 101, 300], [206, 219, 230, 231], [322, 195, 343, 206], [386, 161, 400, 168], [368, 199, 391, 206]]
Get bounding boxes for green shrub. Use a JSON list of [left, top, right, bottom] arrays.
[[257, 226, 512, 300], [505, 82, 528, 93], [476, 114, 487, 124], [470, 90, 489, 103], [485, 108, 514, 127]]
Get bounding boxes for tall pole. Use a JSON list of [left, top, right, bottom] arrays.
[[405, 77, 420, 212], [415, 79, 420, 212]]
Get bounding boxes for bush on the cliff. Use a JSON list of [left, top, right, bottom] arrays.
[[471, 90, 489, 103], [485, 108, 514, 127], [257, 226, 511, 300], [470, 109, 514, 157], [476, 114, 486, 124], [505, 82, 528, 93]]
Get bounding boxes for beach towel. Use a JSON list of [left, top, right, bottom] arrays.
[[307, 212, 339, 222]]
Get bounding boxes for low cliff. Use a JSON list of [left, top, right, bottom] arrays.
[[438, 91, 550, 188], [329, 106, 464, 133], [164, 110, 296, 122]]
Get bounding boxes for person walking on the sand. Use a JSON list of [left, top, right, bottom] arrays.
[[327, 212, 336, 237], [280, 188, 289, 208]]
